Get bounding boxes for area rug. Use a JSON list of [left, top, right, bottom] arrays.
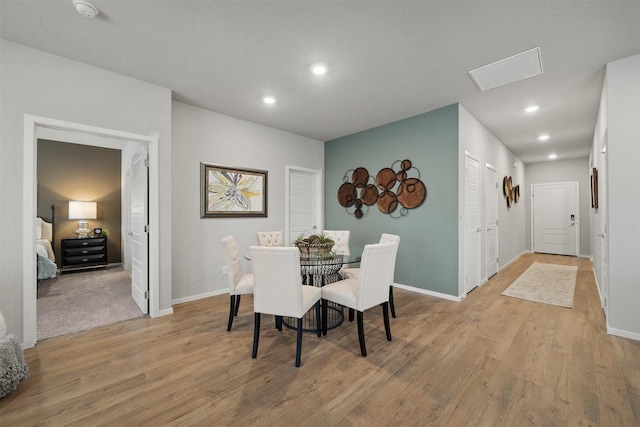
[[37, 266, 143, 341], [501, 262, 578, 308]]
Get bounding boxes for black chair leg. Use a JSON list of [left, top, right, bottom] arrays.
[[349, 308, 355, 322], [227, 295, 236, 331], [315, 301, 322, 337], [322, 299, 328, 336], [389, 287, 396, 318], [234, 295, 241, 316], [252, 313, 261, 359], [357, 310, 367, 357], [382, 302, 392, 341], [275, 315, 283, 331], [295, 317, 303, 367]]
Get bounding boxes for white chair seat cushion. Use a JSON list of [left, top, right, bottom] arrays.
[[340, 268, 360, 280], [235, 273, 254, 295], [301, 285, 322, 315], [321, 279, 358, 310]]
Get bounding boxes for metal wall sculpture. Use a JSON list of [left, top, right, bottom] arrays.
[[503, 176, 520, 207], [337, 159, 426, 219]]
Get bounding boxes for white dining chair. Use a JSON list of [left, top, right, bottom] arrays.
[[322, 230, 350, 250], [341, 233, 400, 318], [220, 235, 254, 331], [249, 246, 322, 367], [321, 240, 399, 357], [256, 230, 284, 247]]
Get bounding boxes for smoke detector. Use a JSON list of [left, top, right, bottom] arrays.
[[73, 0, 99, 18]]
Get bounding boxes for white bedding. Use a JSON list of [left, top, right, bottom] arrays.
[[36, 218, 57, 279]]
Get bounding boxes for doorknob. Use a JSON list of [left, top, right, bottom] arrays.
[[597, 233, 605, 238], [476, 227, 481, 233], [128, 231, 133, 236]]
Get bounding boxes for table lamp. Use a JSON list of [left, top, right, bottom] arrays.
[[69, 201, 97, 238]]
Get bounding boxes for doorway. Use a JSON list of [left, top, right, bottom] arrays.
[[23, 115, 160, 349], [485, 164, 499, 279], [464, 152, 481, 294], [599, 132, 609, 314], [285, 166, 323, 245], [531, 181, 579, 256]]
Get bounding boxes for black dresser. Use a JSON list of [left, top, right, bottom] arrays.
[[61, 236, 108, 273]]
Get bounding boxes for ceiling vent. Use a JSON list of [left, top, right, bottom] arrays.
[[468, 47, 543, 91]]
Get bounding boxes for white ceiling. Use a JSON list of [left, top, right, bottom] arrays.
[[2, 1, 639, 164]]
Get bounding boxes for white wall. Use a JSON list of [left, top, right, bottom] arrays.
[[599, 53, 640, 339], [458, 104, 526, 293], [0, 40, 173, 341], [525, 158, 591, 257], [171, 101, 324, 303]]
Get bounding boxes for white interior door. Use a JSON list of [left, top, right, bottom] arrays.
[[599, 136, 609, 314], [286, 167, 323, 245], [532, 182, 578, 256], [464, 153, 481, 293], [485, 164, 499, 278], [130, 150, 149, 314]]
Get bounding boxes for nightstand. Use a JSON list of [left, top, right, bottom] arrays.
[[61, 236, 108, 273]]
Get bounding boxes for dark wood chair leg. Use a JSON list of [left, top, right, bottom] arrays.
[[349, 308, 355, 322], [275, 315, 283, 331], [315, 301, 322, 337], [357, 310, 367, 357], [322, 299, 328, 336], [295, 317, 303, 367], [227, 295, 236, 331], [234, 295, 241, 316], [382, 302, 392, 341], [252, 313, 261, 359], [389, 286, 396, 318]]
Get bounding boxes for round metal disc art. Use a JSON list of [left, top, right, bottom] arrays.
[[397, 178, 426, 209], [337, 182, 357, 207], [337, 159, 427, 219]]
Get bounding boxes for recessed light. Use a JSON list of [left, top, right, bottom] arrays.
[[525, 105, 539, 113], [538, 134, 550, 141], [73, 0, 99, 18], [263, 96, 276, 105], [548, 154, 557, 159], [311, 64, 327, 76]]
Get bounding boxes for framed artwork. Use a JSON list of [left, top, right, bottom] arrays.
[[200, 163, 267, 217], [591, 167, 598, 209]]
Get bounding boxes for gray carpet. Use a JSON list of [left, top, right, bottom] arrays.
[[37, 266, 143, 341]]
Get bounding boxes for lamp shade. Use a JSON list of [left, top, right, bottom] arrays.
[[69, 201, 97, 220]]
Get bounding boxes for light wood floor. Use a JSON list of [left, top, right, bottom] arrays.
[[2, 253, 639, 426]]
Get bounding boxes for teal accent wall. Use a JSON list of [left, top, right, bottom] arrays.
[[325, 104, 459, 296]]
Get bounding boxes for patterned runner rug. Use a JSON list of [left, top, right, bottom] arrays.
[[501, 262, 578, 308]]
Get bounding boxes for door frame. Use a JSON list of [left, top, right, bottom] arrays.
[[23, 115, 160, 349], [285, 165, 323, 245], [463, 151, 482, 296], [530, 181, 580, 256]]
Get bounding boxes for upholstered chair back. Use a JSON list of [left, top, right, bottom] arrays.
[[256, 231, 284, 247], [220, 235, 244, 294], [323, 230, 350, 248], [250, 246, 305, 318], [379, 233, 400, 245], [356, 241, 399, 311]]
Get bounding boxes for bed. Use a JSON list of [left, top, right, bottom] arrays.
[[36, 205, 57, 280]]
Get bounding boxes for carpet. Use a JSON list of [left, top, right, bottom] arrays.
[[501, 262, 578, 308], [37, 266, 143, 341]]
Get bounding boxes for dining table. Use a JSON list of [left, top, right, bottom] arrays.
[[246, 245, 363, 333]]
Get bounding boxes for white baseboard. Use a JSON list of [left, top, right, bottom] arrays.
[[393, 283, 462, 303], [607, 326, 640, 342], [172, 289, 227, 305], [592, 267, 604, 308], [578, 254, 591, 259], [153, 308, 174, 317]]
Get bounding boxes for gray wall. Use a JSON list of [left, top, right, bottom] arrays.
[[458, 105, 526, 287], [595, 53, 640, 338], [171, 101, 324, 302], [37, 140, 122, 263], [525, 158, 591, 257], [0, 40, 173, 341], [325, 104, 460, 296]]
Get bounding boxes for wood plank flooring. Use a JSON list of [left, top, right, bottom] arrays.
[[2, 253, 639, 426]]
